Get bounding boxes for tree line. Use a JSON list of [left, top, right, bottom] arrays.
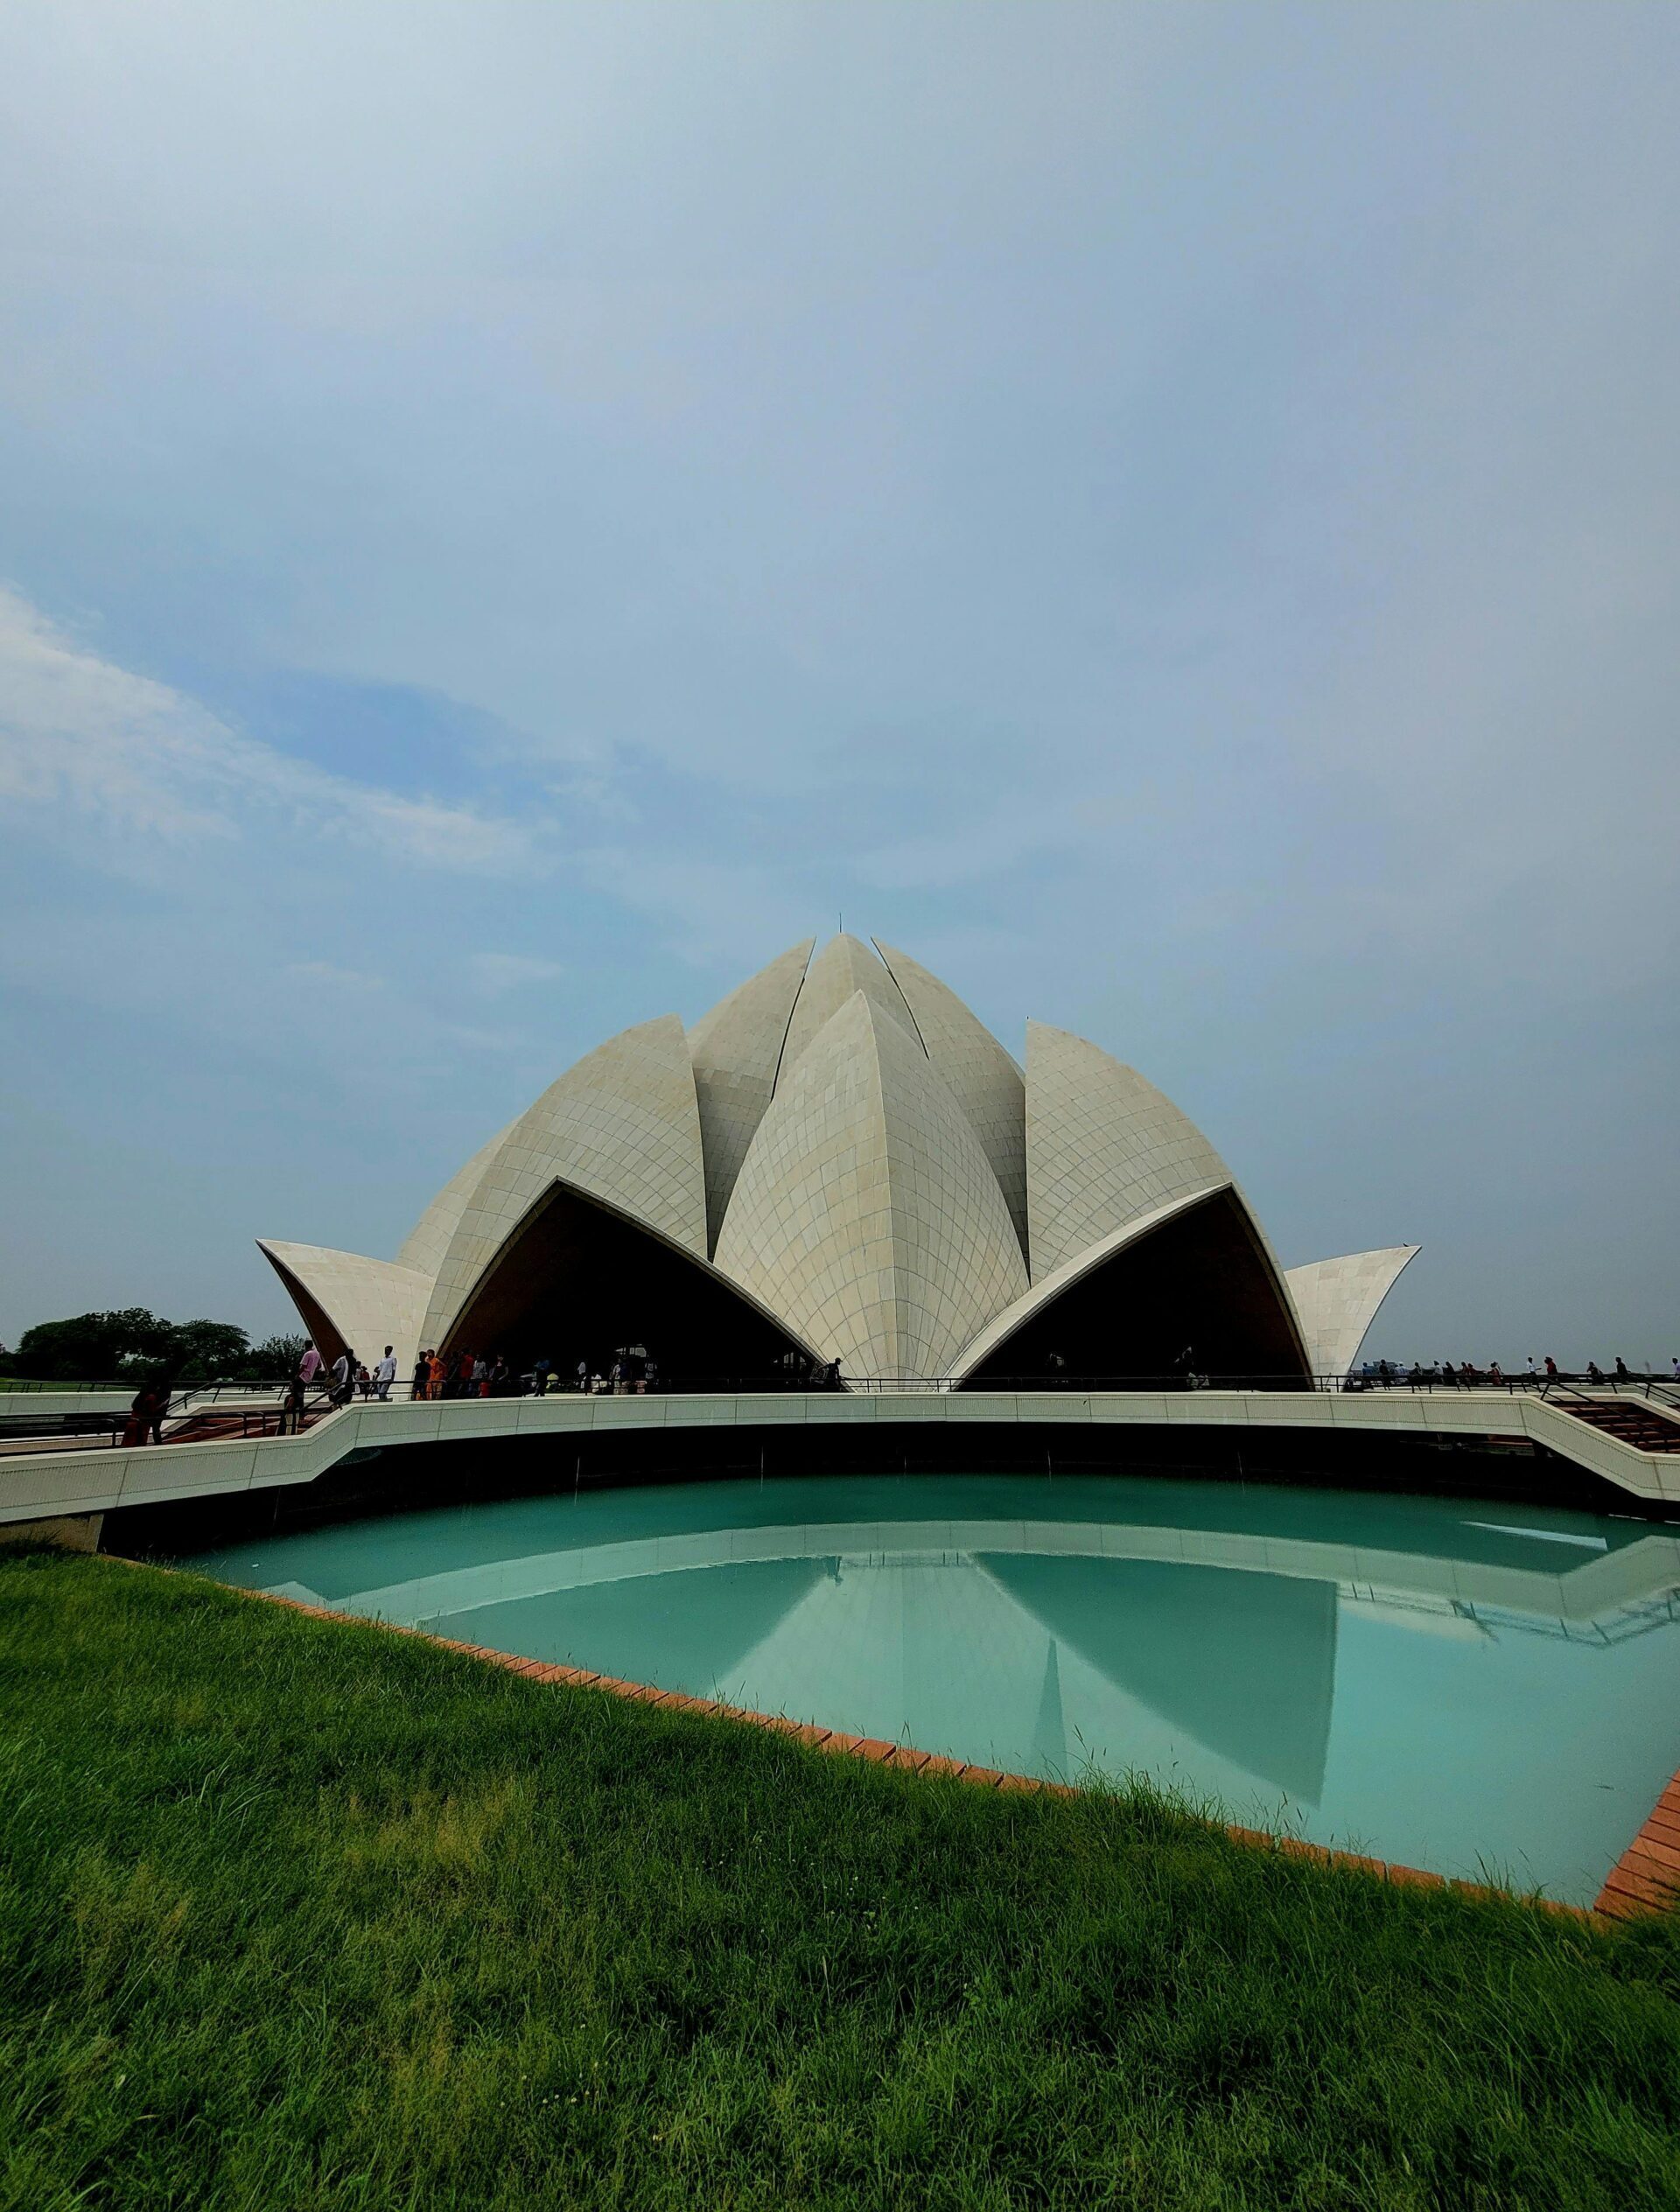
[[0, 1309, 305, 1384]]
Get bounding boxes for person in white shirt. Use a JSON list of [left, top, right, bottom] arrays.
[[373, 1346, 397, 1401]]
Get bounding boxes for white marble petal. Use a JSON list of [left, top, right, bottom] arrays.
[[774, 934, 921, 1090], [716, 991, 1028, 1381], [421, 1013, 707, 1350], [258, 1242, 432, 1372], [874, 937, 1027, 1256], [395, 1118, 518, 1280], [1026, 1021, 1229, 1283], [688, 938, 814, 1254], [1286, 1247, 1422, 1378]]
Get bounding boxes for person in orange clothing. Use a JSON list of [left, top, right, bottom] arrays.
[[427, 1350, 445, 1400]]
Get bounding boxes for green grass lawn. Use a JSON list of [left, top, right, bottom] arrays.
[[3, 1550, 1679, 2210]]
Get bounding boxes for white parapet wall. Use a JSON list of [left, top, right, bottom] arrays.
[[0, 1391, 136, 1418], [1, 1390, 1677, 1533]]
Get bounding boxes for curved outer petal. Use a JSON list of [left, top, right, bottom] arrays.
[[421, 1013, 706, 1350], [258, 1241, 432, 1372], [947, 1188, 1226, 1382], [687, 937, 814, 1255], [395, 1117, 518, 1279], [1285, 1246, 1421, 1378], [716, 991, 1028, 1382], [873, 937, 1027, 1258], [774, 934, 921, 1090], [1026, 1021, 1229, 1283], [426, 1169, 831, 1372], [948, 1181, 1312, 1386]]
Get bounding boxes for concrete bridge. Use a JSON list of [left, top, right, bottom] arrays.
[[4, 1384, 1678, 1549]]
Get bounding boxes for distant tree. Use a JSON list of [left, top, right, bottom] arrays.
[[10, 1309, 178, 1381], [10, 1309, 262, 1382], [166, 1319, 253, 1382], [248, 1334, 307, 1380]]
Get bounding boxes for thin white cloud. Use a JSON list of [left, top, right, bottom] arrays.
[[286, 959, 384, 990], [463, 952, 568, 994], [0, 585, 534, 873]]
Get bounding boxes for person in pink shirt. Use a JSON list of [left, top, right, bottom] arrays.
[[298, 1342, 322, 1388]]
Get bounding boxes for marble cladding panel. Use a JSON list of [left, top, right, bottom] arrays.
[[422, 1013, 707, 1348], [716, 992, 1027, 1380], [1026, 1020, 1230, 1283], [688, 937, 814, 1254], [873, 938, 1029, 1259]]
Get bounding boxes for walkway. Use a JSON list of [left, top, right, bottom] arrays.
[[4, 1386, 1680, 1536]]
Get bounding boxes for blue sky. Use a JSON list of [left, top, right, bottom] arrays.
[[1, 2, 1676, 1363]]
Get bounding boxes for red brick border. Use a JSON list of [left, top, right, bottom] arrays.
[[237, 1586, 1625, 1922], [1595, 1774, 1680, 1920]]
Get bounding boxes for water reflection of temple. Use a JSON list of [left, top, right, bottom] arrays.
[[261, 1488, 1680, 1815]]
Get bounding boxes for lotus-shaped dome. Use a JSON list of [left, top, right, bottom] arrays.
[[259, 935, 1417, 1387]]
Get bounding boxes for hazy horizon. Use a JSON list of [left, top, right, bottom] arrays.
[[2, 4, 1676, 1367]]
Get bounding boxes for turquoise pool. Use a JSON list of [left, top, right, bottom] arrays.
[[179, 1472, 1680, 1905]]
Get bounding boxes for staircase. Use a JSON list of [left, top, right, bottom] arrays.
[[1553, 1392, 1680, 1455]]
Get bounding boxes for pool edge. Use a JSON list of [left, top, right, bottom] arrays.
[[130, 1558, 1669, 1927]]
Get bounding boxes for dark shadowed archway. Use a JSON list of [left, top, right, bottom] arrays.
[[959, 1187, 1311, 1389], [439, 1179, 820, 1384]]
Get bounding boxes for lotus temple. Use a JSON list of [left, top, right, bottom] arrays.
[[257, 934, 1418, 1393], [10, 933, 1680, 1927]]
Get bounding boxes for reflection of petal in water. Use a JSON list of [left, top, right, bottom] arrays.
[[730, 1557, 1053, 1760], [438, 1557, 829, 1697], [1032, 1640, 1068, 1775], [980, 1557, 1338, 1806]]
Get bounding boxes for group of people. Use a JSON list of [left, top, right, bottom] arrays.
[[1352, 1354, 1674, 1389], [409, 1348, 661, 1398], [409, 1348, 519, 1399], [289, 1340, 400, 1424]]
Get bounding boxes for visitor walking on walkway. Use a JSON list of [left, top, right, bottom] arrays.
[[298, 1342, 322, 1389], [411, 1351, 429, 1401], [329, 1349, 354, 1405], [122, 1381, 168, 1448], [374, 1347, 396, 1401]]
